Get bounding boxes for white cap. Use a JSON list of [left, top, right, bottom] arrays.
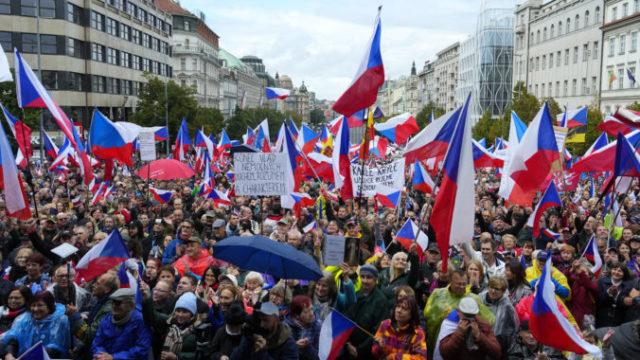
[[458, 297, 479, 315]]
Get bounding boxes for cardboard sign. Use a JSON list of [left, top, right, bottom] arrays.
[[234, 152, 288, 196], [350, 158, 405, 197]]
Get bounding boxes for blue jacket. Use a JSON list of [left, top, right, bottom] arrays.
[[162, 238, 183, 264], [283, 313, 321, 360], [3, 303, 70, 357], [91, 309, 152, 359]]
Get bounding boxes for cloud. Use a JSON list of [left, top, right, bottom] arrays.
[[181, 0, 481, 99]]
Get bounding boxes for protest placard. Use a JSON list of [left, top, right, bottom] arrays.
[[234, 152, 288, 196], [138, 131, 156, 161], [350, 158, 405, 197]]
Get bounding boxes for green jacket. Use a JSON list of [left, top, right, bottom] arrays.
[[344, 286, 390, 359], [69, 297, 112, 359], [142, 297, 198, 360]]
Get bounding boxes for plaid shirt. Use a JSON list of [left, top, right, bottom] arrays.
[[372, 319, 427, 359]]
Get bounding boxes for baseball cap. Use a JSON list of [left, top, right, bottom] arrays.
[[256, 301, 279, 317], [212, 219, 226, 228], [218, 274, 238, 287], [427, 242, 440, 254], [205, 210, 216, 218], [458, 297, 479, 315]]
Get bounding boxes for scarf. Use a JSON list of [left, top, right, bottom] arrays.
[[163, 320, 195, 356], [312, 293, 331, 320], [111, 310, 133, 327], [0, 307, 25, 322]]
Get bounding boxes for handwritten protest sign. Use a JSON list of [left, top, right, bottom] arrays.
[[234, 153, 288, 196], [350, 158, 405, 197]]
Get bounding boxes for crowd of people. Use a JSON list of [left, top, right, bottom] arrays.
[[0, 155, 639, 360]]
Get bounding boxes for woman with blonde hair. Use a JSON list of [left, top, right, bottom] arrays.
[[466, 259, 486, 294], [377, 248, 419, 297]]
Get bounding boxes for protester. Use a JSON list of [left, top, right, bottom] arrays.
[[372, 295, 427, 359], [479, 276, 519, 354], [283, 295, 321, 360], [210, 301, 246, 360], [0, 286, 31, 335]]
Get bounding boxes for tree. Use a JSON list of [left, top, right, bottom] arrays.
[[627, 101, 640, 112], [225, 107, 302, 142], [509, 81, 540, 124], [0, 80, 40, 129], [309, 108, 325, 128], [415, 101, 445, 128], [544, 97, 563, 121], [472, 109, 505, 145]]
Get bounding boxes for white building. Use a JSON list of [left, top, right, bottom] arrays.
[[600, 0, 640, 113], [434, 42, 460, 111], [513, 0, 604, 109], [417, 60, 436, 107]]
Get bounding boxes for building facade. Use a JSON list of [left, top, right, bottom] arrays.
[[0, 0, 173, 127], [434, 42, 460, 111], [417, 60, 435, 107], [513, 0, 604, 109], [217, 48, 263, 118], [600, 0, 640, 113], [158, 0, 220, 109]]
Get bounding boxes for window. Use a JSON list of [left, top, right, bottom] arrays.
[[620, 34, 627, 54], [566, 18, 570, 33], [120, 51, 129, 68], [529, 58, 533, 71], [530, 32, 534, 44], [120, 24, 130, 41], [67, 3, 83, 24], [543, 27, 547, 41], [122, 80, 131, 95], [536, 56, 540, 71], [558, 21, 563, 35], [92, 75, 105, 93], [131, 29, 140, 44], [68, 72, 84, 92], [21, 33, 37, 53], [563, 80, 568, 96], [181, 79, 186, 87], [629, 67, 636, 87], [549, 53, 554, 68], [636, 0, 639, 13], [127, 2, 135, 16], [572, 79, 577, 95], [0, 0, 9, 14], [585, 11, 590, 26], [91, 43, 104, 62], [573, 46, 579, 63], [106, 18, 118, 36], [184, 21, 190, 31], [106, 77, 119, 94], [142, 58, 150, 72], [106, 47, 117, 65], [542, 55, 546, 70], [537, 30, 540, 43], [91, 11, 105, 31], [192, 80, 197, 88], [556, 51, 561, 66], [39, 0, 55, 18], [151, 61, 158, 74], [129, 55, 138, 70], [632, 32, 638, 51], [583, 44, 589, 61], [564, 49, 569, 65], [575, 15, 580, 30], [550, 25, 555, 38], [142, 33, 150, 48], [555, 81, 560, 97], [609, 37, 616, 56], [582, 78, 587, 94], [192, 58, 198, 70], [41, 71, 58, 90], [138, 9, 146, 22], [0, 31, 10, 50], [618, 69, 625, 88], [592, 76, 597, 93], [612, 7, 618, 22], [21, 0, 36, 16], [151, 38, 159, 52], [623, 3, 629, 17], [67, 38, 83, 58], [593, 41, 599, 59], [542, 83, 546, 97], [180, 58, 186, 70], [596, 7, 600, 22]]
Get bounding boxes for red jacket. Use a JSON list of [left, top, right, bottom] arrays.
[[439, 316, 501, 360], [566, 271, 599, 327]]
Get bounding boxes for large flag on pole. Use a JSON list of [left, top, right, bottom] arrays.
[[332, 7, 384, 116], [0, 44, 11, 82], [429, 94, 474, 272], [0, 113, 31, 219], [332, 110, 353, 200]]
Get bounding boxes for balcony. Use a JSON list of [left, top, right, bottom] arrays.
[[173, 45, 219, 64], [515, 24, 526, 34]]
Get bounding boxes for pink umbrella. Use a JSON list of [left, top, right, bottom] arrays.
[[137, 159, 195, 180]]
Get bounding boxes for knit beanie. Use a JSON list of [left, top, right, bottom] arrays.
[[174, 292, 197, 315]]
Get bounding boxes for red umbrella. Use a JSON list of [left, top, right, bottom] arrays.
[[137, 159, 195, 180]]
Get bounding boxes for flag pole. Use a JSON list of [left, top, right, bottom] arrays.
[[19, 109, 39, 219], [328, 307, 376, 338]]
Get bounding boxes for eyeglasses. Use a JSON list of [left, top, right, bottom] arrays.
[[153, 288, 169, 293]]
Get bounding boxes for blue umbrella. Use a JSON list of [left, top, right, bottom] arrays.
[[213, 235, 323, 281]]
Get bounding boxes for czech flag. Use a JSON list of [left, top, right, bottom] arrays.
[[614, 131, 640, 177], [154, 126, 168, 141], [612, 106, 640, 129], [42, 130, 59, 159], [195, 129, 215, 159], [375, 187, 401, 209], [150, 187, 173, 203], [207, 189, 231, 207], [597, 114, 634, 136], [329, 116, 364, 134], [255, 119, 271, 152], [530, 255, 601, 357], [395, 218, 429, 256], [581, 235, 602, 278], [89, 109, 136, 166], [1, 104, 32, 161], [318, 310, 356, 360], [374, 112, 419, 145], [218, 129, 232, 154], [570, 130, 640, 174], [429, 94, 475, 272], [332, 109, 353, 200], [403, 106, 461, 163], [303, 221, 317, 234], [500, 102, 559, 207], [243, 126, 256, 146], [369, 136, 388, 159], [412, 160, 435, 193], [76, 229, 130, 282], [472, 139, 504, 168], [173, 118, 192, 161], [510, 111, 528, 144], [15, 341, 50, 360], [526, 182, 562, 238], [332, 7, 384, 116], [297, 124, 320, 154], [290, 192, 315, 207], [583, 133, 609, 157], [557, 106, 588, 129], [281, 122, 304, 209], [302, 152, 334, 183], [0, 113, 31, 219], [542, 228, 561, 240], [265, 87, 291, 99]]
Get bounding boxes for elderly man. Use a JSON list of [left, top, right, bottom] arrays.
[[173, 236, 214, 277], [47, 264, 91, 312], [230, 302, 298, 360], [92, 288, 151, 360], [151, 280, 175, 314]]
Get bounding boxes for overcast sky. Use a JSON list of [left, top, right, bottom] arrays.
[[179, 0, 494, 100]]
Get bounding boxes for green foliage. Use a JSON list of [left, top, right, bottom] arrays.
[[0, 79, 40, 128], [309, 108, 325, 127], [415, 101, 445, 128], [509, 81, 540, 124], [545, 97, 563, 121], [627, 101, 640, 112], [225, 107, 302, 141], [472, 109, 505, 145]]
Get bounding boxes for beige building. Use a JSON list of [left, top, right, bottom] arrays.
[[434, 42, 460, 111], [0, 0, 173, 127]]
